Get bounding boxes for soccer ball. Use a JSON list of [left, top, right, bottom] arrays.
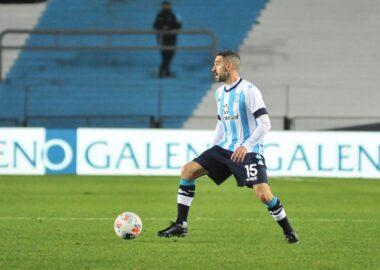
[[114, 212, 143, 240]]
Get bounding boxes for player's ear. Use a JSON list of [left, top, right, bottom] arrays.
[[226, 62, 233, 72]]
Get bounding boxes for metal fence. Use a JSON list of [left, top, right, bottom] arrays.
[[0, 28, 217, 128], [0, 28, 217, 80], [1, 29, 378, 130]]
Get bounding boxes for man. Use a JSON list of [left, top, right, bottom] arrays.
[[157, 50, 299, 244], [153, 1, 182, 78]]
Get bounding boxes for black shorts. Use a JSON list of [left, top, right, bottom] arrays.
[[194, 145, 268, 188]]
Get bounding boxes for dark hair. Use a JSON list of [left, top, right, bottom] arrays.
[[162, 1, 171, 5], [216, 50, 241, 70], [216, 50, 240, 60]]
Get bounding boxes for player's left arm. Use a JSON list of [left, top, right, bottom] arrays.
[[241, 113, 271, 150], [231, 114, 271, 163], [231, 85, 271, 163]]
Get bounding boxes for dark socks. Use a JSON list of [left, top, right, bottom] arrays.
[[176, 179, 196, 226], [266, 196, 294, 234]]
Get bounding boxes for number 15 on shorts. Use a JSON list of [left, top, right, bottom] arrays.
[[245, 164, 258, 181]]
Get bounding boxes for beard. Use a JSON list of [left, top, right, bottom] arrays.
[[215, 69, 230, 82]]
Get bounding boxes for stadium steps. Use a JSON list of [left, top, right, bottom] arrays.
[[0, 0, 267, 128], [185, 0, 380, 130], [0, 1, 47, 79]]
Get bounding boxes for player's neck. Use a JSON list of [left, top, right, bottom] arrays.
[[225, 74, 240, 86]]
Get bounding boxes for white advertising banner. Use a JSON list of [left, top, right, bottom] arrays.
[[0, 128, 45, 174], [0, 128, 379, 178], [76, 129, 213, 175], [264, 131, 379, 178]]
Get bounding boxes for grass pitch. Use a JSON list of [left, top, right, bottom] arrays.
[[0, 175, 379, 270]]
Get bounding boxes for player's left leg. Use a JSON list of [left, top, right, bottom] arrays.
[[254, 183, 299, 244]]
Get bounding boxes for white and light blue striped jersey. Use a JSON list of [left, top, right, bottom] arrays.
[[215, 78, 268, 154]]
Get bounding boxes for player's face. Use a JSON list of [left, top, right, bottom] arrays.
[[212, 56, 229, 82]]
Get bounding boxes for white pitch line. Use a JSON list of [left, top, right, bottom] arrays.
[[0, 216, 377, 223], [196, 217, 378, 223], [0, 216, 113, 221]]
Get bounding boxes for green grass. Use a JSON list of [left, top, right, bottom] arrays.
[[0, 175, 379, 270]]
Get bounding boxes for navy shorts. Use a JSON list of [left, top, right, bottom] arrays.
[[194, 145, 268, 188]]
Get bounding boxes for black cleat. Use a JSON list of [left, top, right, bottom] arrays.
[[157, 221, 188, 238], [285, 231, 299, 244]]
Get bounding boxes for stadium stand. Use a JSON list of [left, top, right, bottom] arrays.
[[0, 0, 267, 128], [0, 1, 46, 80], [185, 0, 380, 130]]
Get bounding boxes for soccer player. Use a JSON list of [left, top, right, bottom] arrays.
[[157, 50, 299, 243]]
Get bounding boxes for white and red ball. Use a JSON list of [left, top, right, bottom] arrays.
[[114, 212, 142, 240]]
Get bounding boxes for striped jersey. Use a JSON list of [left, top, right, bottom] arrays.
[[215, 78, 268, 154]]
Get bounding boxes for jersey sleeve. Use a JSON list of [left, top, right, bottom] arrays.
[[246, 85, 268, 118], [241, 114, 271, 150], [212, 120, 224, 145]]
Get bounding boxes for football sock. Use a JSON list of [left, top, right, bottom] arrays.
[[266, 196, 294, 234], [176, 179, 196, 226]]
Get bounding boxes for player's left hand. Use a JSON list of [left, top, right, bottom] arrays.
[[231, 146, 247, 163]]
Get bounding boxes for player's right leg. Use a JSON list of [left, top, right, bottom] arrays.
[[157, 161, 207, 238]]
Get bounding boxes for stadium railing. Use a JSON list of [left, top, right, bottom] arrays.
[[0, 29, 216, 128], [15, 80, 206, 128], [0, 117, 19, 126], [0, 28, 217, 80], [24, 114, 156, 128]]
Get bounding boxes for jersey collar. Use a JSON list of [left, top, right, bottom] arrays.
[[224, 78, 243, 92]]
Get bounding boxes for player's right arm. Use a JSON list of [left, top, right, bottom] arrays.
[[212, 116, 224, 146], [212, 88, 225, 146]]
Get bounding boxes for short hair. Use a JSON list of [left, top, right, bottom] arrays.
[[162, 1, 171, 6], [217, 50, 241, 70]]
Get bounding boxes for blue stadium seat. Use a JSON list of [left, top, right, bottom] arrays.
[[0, 0, 267, 128]]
